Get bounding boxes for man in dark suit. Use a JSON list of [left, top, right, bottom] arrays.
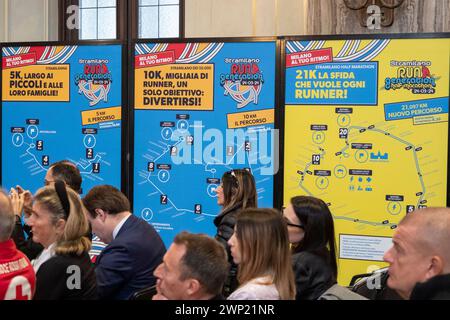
[[82, 185, 166, 300]]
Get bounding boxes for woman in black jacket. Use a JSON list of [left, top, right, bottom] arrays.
[[27, 181, 97, 300], [213, 169, 257, 296], [284, 196, 338, 300]]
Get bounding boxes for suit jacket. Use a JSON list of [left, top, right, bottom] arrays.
[[95, 214, 166, 300]]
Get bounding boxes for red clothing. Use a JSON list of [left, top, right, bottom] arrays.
[[0, 239, 36, 300]]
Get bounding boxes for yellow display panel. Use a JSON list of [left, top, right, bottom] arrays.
[[284, 38, 450, 285]]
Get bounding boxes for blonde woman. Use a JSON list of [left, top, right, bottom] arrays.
[[227, 208, 295, 300], [28, 181, 96, 300]]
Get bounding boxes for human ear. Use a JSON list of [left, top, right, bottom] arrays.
[[95, 208, 107, 221], [186, 279, 201, 296], [55, 218, 66, 236], [426, 256, 444, 280]]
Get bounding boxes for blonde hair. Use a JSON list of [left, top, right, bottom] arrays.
[[236, 208, 296, 300], [34, 185, 91, 256]]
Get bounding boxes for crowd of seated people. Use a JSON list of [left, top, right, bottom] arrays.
[[1, 164, 450, 300]]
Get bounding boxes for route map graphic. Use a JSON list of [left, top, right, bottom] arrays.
[[2, 45, 122, 194], [283, 38, 450, 284], [134, 42, 277, 246]]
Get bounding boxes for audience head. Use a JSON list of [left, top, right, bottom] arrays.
[[28, 182, 90, 255], [0, 190, 15, 243], [216, 169, 257, 211], [284, 195, 338, 279], [82, 185, 131, 244], [383, 207, 450, 299], [228, 208, 295, 300], [45, 160, 82, 194], [153, 232, 229, 300]]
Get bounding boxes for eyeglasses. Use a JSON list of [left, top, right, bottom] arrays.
[[284, 216, 304, 229]]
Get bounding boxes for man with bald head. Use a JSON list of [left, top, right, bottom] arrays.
[[383, 207, 450, 299]]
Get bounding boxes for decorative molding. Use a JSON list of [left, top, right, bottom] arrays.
[[307, 0, 450, 34]]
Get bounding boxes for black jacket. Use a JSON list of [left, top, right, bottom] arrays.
[[410, 274, 450, 300], [213, 203, 243, 296], [214, 203, 243, 253], [292, 251, 336, 300], [34, 252, 97, 300]]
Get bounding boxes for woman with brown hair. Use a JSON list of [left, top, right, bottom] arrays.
[[27, 181, 97, 300], [227, 208, 296, 300], [213, 169, 257, 295]]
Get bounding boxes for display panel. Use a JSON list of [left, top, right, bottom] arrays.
[[283, 38, 450, 284], [133, 41, 277, 246], [1, 44, 123, 194]]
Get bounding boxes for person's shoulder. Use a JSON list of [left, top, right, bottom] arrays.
[[37, 254, 74, 276], [228, 283, 278, 300], [411, 274, 450, 300], [292, 250, 324, 265]]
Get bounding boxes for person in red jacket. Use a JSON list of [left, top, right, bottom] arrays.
[[0, 190, 36, 300]]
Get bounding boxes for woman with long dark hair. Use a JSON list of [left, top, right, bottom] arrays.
[[214, 169, 257, 295], [283, 195, 337, 300]]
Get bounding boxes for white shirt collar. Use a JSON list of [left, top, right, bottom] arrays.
[[112, 214, 131, 240], [32, 242, 56, 273]]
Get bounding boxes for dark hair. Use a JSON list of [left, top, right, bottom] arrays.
[[174, 232, 229, 296], [290, 196, 338, 279], [50, 161, 82, 193], [221, 169, 257, 212], [82, 185, 130, 218]]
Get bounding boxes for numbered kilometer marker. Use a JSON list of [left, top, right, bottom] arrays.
[[42, 155, 49, 166], [36, 140, 44, 151], [186, 135, 194, 145], [194, 204, 202, 214], [160, 194, 168, 205], [86, 148, 94, 159], [244, 141, 251, 152], [339, 128, 348, 139], [92, 163, 100, 174], [147, 162, 155, 172], [312, 154, 320, 165], [406, 205, 415, 214]]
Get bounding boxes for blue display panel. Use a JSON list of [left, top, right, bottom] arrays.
[[133, 41, 277, 246], [2, 44, 122, 194]]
